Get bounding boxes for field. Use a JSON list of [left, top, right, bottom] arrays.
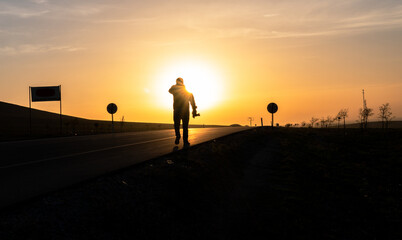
[[1, 127, 401, 239]]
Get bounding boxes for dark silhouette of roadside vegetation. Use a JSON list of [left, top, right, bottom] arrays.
[[359, 107, 374, 129], [336, 109, 349, 130], [378, 103, 394, 129], [310, 117, 319, 128], [289, 104, 397, 130], [283, 91, 398, 130]]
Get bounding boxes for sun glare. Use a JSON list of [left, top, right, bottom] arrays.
[[154, 59, 224, 111]]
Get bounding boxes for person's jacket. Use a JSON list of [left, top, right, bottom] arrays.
[[169, 84, 196, 115]]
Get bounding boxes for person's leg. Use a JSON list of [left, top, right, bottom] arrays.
[[174, 111, 181, 144], [182, 113, 189, 145]]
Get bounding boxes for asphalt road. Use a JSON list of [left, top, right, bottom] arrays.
[[0, 127, 248, 208]]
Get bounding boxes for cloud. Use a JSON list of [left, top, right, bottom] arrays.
[[199, 27, 341, 40], [0, 44, 85, 56], [0, 8, 49, 18], [62, 6, 102, 16], [2, 0, 402, 47], [263, 14, 279, 18], [30, 0, 48, 4], [93, 17, 156, 24], [335, 7, 402, 31], [195, 1, 402, 40], [0, 1, 104, 20]]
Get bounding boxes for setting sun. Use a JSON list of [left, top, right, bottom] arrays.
[[154, 59, 224, 111]]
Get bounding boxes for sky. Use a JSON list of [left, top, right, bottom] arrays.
[[1, 0, 401, 126]]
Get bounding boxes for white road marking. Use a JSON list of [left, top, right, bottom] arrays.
[[0, 136, 175, 169]]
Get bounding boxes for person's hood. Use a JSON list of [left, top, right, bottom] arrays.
[[169, 84, 186, 93]]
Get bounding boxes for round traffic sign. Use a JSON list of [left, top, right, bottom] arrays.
[[107, 103, 118, 114], [267, 103, 278, 114]]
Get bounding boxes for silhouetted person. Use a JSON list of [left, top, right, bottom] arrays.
[[169, 77, 199, 146]]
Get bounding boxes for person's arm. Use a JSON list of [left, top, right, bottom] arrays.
[[189, 93, 197, 110], [189, 93, 200, 118]]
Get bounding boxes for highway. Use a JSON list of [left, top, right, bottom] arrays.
[[0, 127, 248, 208]]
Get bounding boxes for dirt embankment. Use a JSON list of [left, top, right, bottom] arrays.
[[0, 101, 226, 141], [0, 128, 401, 239]]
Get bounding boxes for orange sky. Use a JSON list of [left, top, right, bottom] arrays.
[[1, 0, 401, 126]]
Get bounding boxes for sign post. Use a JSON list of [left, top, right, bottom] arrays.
[[247, 117, 254, 127], [59, 85, 62, 134], [29, 87, 32, 135], [29, 85, 62, 135], [267, 102, 278, 129], [107, 103, 118, 132]]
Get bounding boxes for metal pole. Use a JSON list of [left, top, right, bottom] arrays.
[[29, 86, 32, 136], [59, 85, 62, 135], [261, 117, 263, 127], [271, 113, 274, 129], [112, 114, 114, 132]]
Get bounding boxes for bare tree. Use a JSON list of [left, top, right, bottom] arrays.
[[378, 103, 394, 129], [335, 116, 341, 128], [359, 107, 374, 129], [336, 109, 349, 130], [326, 115, 334, 128], [310, 117, 319, 128], [320, 117, 326, 128]]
